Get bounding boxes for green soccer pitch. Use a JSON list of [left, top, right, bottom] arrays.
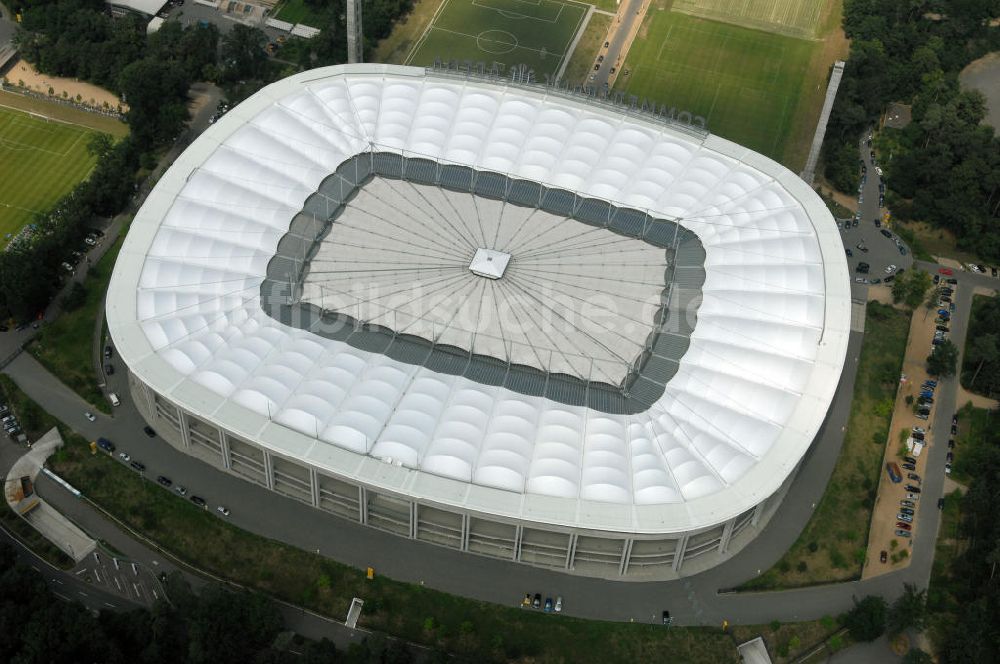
[[617, 12, 818, 163], [405, 0, 589, 79], [0, 106, 101, 247]]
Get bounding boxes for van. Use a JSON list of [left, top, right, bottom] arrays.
[[109, 392, 120, 407]]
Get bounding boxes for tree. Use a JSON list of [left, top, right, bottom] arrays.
[[221, 25, 268, 82], [966, 332, 999, 389], [927, 339, 959, 377], [843, 595, 887, 642], [888, 583, 927, 635], [892, 269, 932, 310], [903, 649, 933, 664]]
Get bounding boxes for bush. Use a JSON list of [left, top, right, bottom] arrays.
[[796, 561, 808, 573]]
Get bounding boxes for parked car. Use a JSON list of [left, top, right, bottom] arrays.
[[896, 522, 912, 531], [903, 456, 916, 465], [945, 463, 952, 475], [901, 500, 915, 508], [104, 345, 113, 359], [905, 485, 921, 493], [907, 473, 921, 482], [129, 460, 146, 473], [532, 593, 541, 609], [174, 485, 187, 496], [190, 496, 207, 507], [948, 439, 955, 449], [544, 597, 553, 612], [143, 426, 157, 438], [902, 463, 916, 471], [555, 596, 563, 613], [84, 411, 96, 422], [96, 437, 115, 453], [118, 451, 131, 462], [880, 550, 887, 563], [521, 593, 532, 608], [947, 452, 954, 462], [897, 513, 913, 523], [880, 229, 892, 239], [900, 507, 915, 516], [156, 475, 172, 487], [951, 424, 958, 435], [217, 505, 231, 516], [905, 492, 920, 501], [895, 530, 912, 538]]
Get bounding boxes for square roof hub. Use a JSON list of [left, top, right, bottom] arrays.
[[469, 248, 511, 280]]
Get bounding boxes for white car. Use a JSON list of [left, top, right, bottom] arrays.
[[118, 451, 131, 462], [945, 463, 952, 475], [555, 596, 563, 612], [885, 264, 897, 274], [84, 411, 96, 422], [905, 492, 920, 501], [217, 505, 231, 516]]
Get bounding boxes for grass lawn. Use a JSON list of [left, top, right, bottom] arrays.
[[739, 302, 911, 590], [0, 90, 128, 137], [0, 508, 76, 570], [374, 0, 448, 64], [616, 10, 817, 163], [927, 488, 965, 616], [405, 0, 588, 78], [671, 0, 829, 40], [28, 231, 126, 414], [560, 12, 612, 85], [0, 374, 839, 663], [0, 105, 101, 247], [273, 0, 328, 26]]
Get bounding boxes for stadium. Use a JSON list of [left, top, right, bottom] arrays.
[[107, 64, 850, 579]]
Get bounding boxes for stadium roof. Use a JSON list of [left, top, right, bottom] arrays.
[[107, 64, 851, 534]]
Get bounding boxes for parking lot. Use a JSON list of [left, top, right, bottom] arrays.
[[863, 271, 966, 577]]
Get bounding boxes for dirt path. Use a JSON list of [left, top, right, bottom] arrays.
[[2, 59, 124, 112]]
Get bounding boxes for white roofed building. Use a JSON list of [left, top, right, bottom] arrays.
[[107, 64, 851, 578]]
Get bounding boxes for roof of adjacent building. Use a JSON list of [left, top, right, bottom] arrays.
[[106, 64, 851, 535]]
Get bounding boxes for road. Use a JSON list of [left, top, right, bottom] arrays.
[[589, 0, 647, 90], [840, 133, 914, 281]]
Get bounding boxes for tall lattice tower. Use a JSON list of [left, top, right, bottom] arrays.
[[347, 0, 363, 64]]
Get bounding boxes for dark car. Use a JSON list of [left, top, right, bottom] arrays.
[[532, 593, 541, 609], [156, 475, 172, 487], [846, 248, 853, 257], [947, 452, 954, 462], [143, 426, 157, 438], [880, 550, 887, 563], [190, 496, 207, 507], [951, 424, 958, 435], [907, 473, 921, 482], [899, 245, 908, 255], [130, 460, 146, 472], [880, 229, 892, 239], [662, 610, 672, 625], [902, 463, 916, 471], [947, 278, 958, 284], [948, 439, 955, 449], [952, 415, 958, 425], [905, 485, 921, 493], [938, 498, 945, 509], [96, 437, 115, 453], [105, 364, 114, 375], [903, 456, 916, 465], [104, 345, 113, 359], [544, 597, 554, 612]]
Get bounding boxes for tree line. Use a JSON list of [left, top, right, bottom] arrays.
[[962, 294, 1000, 397], [0, 542, 442, 663], [821, 0, 1000, 259]]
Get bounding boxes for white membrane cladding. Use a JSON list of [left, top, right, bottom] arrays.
[[299, 177, 667, 385], [109, 65, 851, 533]]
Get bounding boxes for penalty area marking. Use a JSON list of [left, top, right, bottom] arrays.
[[476, 29, 519, 54]]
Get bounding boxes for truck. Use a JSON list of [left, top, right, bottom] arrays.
[[886, 462, 903, 484]]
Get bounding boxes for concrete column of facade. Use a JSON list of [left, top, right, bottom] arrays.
[[218, 430, 231, 470], [309, 468, 320, 508], [618, 538, 633, 576], [718, 518, 735, 554], [262, 450, 275, 490], [750, 502, 764, 527], [177, 410, 192, 449], [359, 486, 368, 524], [564, 533, 578, 569], [142, 381, 155, 419], [409, 502, 417, 539], [672, 535, 688, 572], [460, 514, 470, 551], [513, 524, 523, 561]]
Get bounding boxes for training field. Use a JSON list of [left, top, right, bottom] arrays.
[[406, 0, 589, 78], [0, 106, 99, 246], [619, 12, 816, 163], [672, 0, 828, 40]]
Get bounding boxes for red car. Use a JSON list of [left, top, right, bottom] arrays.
[[896, 522, 912, 531], [938, 267, 953, 275]]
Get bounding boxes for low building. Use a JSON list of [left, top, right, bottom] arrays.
[[106, 0, 168, 19]]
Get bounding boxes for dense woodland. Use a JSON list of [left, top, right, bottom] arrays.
[[822, 0, 1000, 259], [962, 294, 1000, 397], [0, 542, 437, 663]]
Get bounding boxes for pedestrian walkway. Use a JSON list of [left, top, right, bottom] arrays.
[[4, 428, 96, 562]]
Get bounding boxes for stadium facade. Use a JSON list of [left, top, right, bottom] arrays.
[[107, 64, 851, 579]]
